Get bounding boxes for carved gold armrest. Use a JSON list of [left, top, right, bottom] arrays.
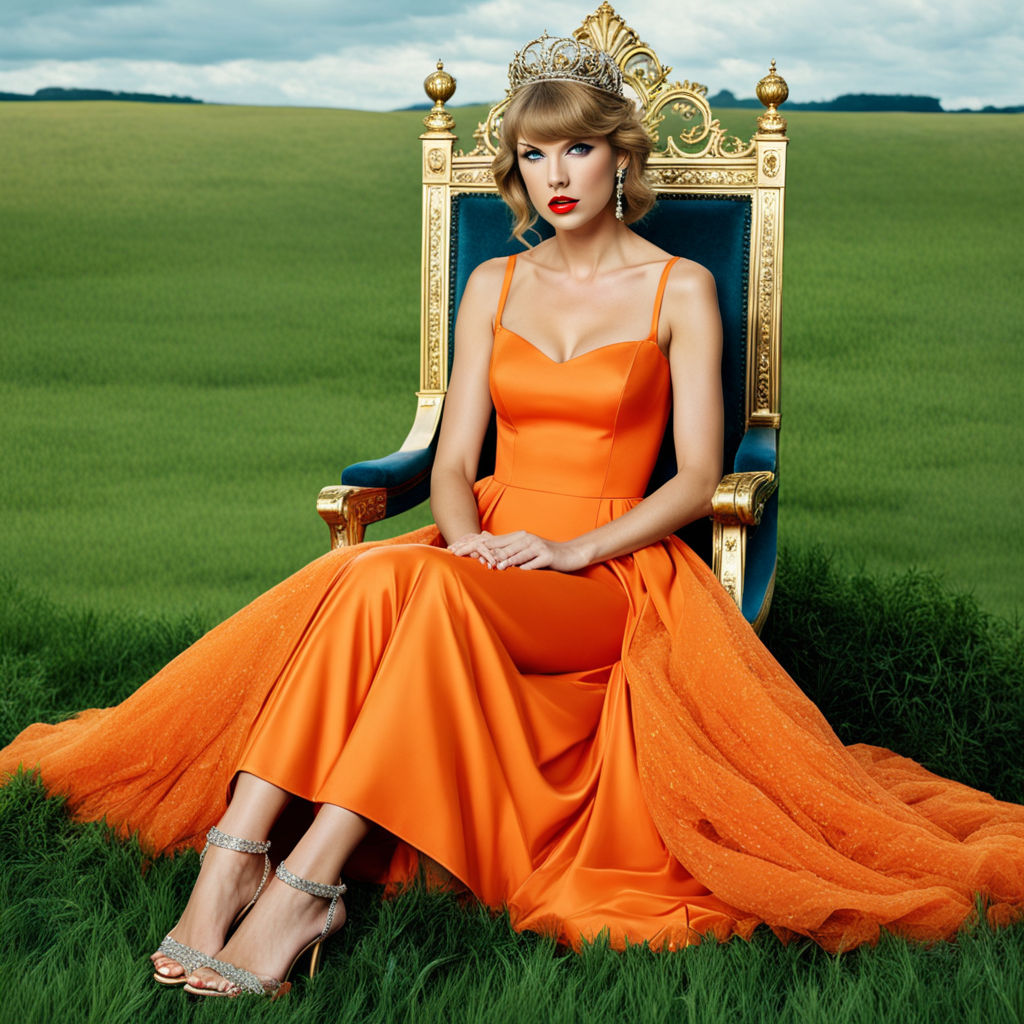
[[711, 471, 777, 622], [711, 471, 777, 526], [316, 485, 388, 549]]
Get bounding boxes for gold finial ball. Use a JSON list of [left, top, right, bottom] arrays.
[[424, 61, 456, 105], [756, 59, 789, 109]]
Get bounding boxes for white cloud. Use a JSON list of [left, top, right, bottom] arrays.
[[0, 0, 1020, 110]]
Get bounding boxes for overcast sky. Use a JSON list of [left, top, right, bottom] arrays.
[[0, 0, 1020, 112]]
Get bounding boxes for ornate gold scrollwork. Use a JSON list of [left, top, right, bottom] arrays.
[[424, 186, 446, 392], [712, 521, 745, 607], [647, 166, 756, 187], [452, 167, 495, 185], [317, 485, 388, 548], [754, 193, 777, 419]]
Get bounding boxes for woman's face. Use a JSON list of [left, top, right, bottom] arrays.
[[515, 134, 622, 231]]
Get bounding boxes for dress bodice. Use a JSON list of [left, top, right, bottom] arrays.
[[477, 255, 675, 541]]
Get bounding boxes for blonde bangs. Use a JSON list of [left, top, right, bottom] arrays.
[[492, 79, 656, 245], [500, 80, 623, 146]]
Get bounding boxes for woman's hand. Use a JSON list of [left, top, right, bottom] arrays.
[[484, 531, 589, 573], [448, 530, 589, 572], [447, 531, 499, 568]]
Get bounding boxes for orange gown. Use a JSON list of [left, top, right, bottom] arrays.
[[3, 255, 1024, 953]]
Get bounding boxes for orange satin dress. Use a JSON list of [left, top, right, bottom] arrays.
[[4, 254, 1024, 953]]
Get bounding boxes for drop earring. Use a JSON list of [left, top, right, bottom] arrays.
[[615, 167, 625, 221]]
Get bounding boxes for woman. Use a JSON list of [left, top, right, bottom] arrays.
[[3, 34, 1024, 997]]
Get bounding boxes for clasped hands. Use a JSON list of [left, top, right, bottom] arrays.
[[447, 530, 586, 573]]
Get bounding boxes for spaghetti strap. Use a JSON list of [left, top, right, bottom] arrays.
[[495, 254, 518, 328], [649, 256, 680, 339]]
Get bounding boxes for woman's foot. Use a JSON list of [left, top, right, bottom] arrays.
[[150, 836, 271, 983], [184, 867, 347, 996]]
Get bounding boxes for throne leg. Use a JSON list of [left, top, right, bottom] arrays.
[[712, 520, 747, 611], [711, 470, 778, 630]]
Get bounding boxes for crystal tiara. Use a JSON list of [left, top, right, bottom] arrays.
[[507, 33, 624, 98]]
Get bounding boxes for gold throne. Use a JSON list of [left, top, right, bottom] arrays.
[[318, 2, 789, 630]]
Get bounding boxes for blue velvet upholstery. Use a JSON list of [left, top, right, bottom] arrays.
[[734, 426, 777, 475], [342, 191, 774, 616], [743, 490, 777, 623], [732, 426, 779, 622]]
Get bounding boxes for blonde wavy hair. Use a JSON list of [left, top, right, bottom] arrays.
[[492, 80, 655, 245]]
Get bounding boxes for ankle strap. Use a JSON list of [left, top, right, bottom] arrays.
[[275, 861, 347, 900], [205, 825, 271, 855], [276, 861, 347, 946]]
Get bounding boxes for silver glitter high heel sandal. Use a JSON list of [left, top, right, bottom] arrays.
[[151, 825, 271, 987], [183, 861, 347, 999]]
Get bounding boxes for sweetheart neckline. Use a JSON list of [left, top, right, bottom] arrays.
[[496, 324, 668, 367]]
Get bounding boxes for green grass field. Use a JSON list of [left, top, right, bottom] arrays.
[[0, 101, 1021, 621], [0, 102, 426, 619], [780, 111, 1023, 620], [1, 99, 1024, 1023]]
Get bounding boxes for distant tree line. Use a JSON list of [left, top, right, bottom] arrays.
[[708, 89, 1022, 114], [3, 85, 1018, 114], [0, 87, 202, 104]]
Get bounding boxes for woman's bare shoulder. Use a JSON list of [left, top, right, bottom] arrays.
[[659, 257, 720, 353], [460, 257, 510, 317], [664, 255, 717, 295], [467, 256, 511, 287], [622, 236, 712, 284]]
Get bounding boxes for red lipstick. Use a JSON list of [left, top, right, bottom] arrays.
[[548, 196, 578, 214]]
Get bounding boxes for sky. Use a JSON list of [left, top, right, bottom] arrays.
[[0, 0, 1020, 112]]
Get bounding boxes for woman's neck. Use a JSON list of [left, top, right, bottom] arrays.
[[542, 210, 634, 280]]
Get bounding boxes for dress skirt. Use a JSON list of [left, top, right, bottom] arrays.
[[5, 517, 1024, 952]]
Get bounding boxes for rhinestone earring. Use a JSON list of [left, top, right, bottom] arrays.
[[615, 167, 625, 221]]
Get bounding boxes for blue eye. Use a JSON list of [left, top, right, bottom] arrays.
[[519, 149, 542, 161], [568, 143, 593, 155]]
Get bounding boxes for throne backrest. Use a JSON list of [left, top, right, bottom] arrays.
[[410, 3, 788, 518]]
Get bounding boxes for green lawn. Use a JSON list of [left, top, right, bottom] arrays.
[[2, 98, 1023, 1020], [0, 101, 1021, 620], [0, 102, 427, 619]]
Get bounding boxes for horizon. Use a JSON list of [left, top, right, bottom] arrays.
[[3, 83, 1021, 116]]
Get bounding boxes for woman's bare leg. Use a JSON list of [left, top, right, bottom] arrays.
[[186, 803, 369, 994], [151, 772, 291, 979]]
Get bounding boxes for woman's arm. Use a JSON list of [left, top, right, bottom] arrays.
[[484, 260, 723, 572], [429, 258, 505, 561]]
